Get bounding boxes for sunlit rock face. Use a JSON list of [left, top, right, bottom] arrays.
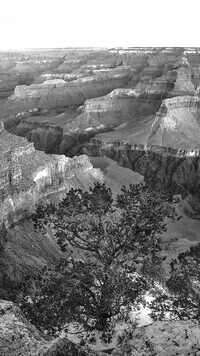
[[0, 122, 104, 225], [1, 299, 200, 356], [81, 90, 200, 149], [0, 300, 51, 355], [149, 96, 200, 148], [76, 88, 161, 129], [6, 68, 132, 110], [0, 300, 101, 356], [113, 320, 200, 356]]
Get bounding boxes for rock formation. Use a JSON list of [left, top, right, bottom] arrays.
[[0, 300, 102, 356], [83, 140, 200, 197], [113, 320, 200, 355], [5, 68, 132, 110], [1, 299, 200, 356], [2, 46, 200, 153], [148, 95, 200, 148], [2, 47, 200, 214], [75, 88, 161, 130], [0, 121, 104, 225]]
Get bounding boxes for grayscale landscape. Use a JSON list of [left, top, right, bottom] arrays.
[[1, 46, 200, 355]]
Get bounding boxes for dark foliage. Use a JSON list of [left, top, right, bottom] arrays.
[[0, 223, 8, 253], [150, 243, 200, 322], [22, 183, 172, 335]]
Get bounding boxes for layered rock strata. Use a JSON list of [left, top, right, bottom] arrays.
[[6, 68, 133, 110], [83, 140, 200, 197], [0, 122, 103, 225], [76, 88, 161, 129], [148, 96, 200, 148], [5, 116, 115, 155], [82, 93, 200, 149]]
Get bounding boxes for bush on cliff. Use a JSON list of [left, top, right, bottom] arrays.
[[20, 183, 173, 336]]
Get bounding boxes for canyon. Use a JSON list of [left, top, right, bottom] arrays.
[[1, 47, 200, 355]]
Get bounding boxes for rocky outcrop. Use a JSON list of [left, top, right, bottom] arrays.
[[1, 299, 200, 356], [172, 61, 196, 94], [114, 320, 200, 355], [156, 95, 200, 114], [0, 122, 104, 225], [0, 300, 102, 356]]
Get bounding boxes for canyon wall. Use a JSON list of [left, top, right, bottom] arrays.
[[148, 95, 200, 148], [2, 47, 200, 217], [5, 117, 115, 156], [5, 68, 133, 111], [83, 140, 200, 198], [2, 47, 200, 153], [0, 122, 104, 225]]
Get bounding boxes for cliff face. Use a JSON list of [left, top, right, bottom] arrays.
[[6, 67, 133, 110], [83, 140, 200, 197], [2, 47, 200, 206], [148, 95, 200, 148], [76, 88, 161, 129], [0, 122, 104, 225], [6, 118, 115, 156]]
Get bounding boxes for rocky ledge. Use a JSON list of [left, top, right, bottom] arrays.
[[0, 300, 101, 356], [113, 320, 200, 356], [1, 299, 200, 356]]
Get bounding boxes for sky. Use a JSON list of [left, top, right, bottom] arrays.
[[0, 0, 200, 49]]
